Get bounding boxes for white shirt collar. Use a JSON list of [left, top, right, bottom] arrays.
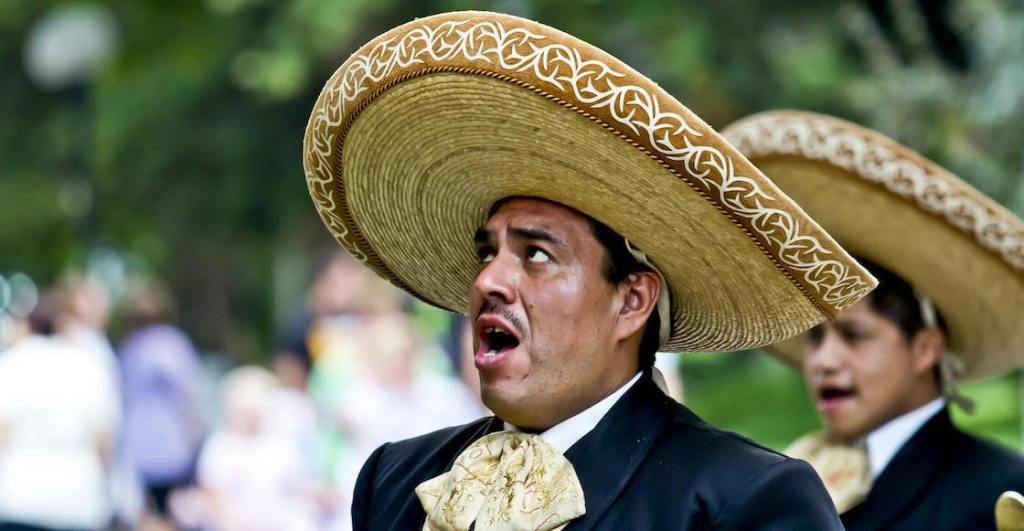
[[865, 397, 946, 479], [504, 371, 642, 453]]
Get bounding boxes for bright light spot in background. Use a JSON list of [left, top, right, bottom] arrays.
[[0, 274, 10, 313], [23, 3, 118, 90], [0, 273, 36, 350], [88, 247, 127, 300], [0, 314, 14, 349], [58, 179, 94, 219], [7, 273, 39, 318]]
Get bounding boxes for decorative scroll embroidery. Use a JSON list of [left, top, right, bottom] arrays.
[[303, 17, 876, 311], [724, 114, 1024, 272], [415, 432, 585, 531]]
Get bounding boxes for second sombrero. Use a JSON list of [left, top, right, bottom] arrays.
[[724, 110, 1024, 378]]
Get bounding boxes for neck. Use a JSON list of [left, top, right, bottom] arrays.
[[844, 388, 941, 443], [893, 381, 942, 422], [507, 368, 641, 431]]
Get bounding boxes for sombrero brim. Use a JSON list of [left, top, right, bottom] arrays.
[[724, 111, 1024, 379], [303, 12, 876, 353]]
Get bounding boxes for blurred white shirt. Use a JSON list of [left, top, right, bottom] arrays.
[[0, 335, 120, 529], [333, 372, 483, 530], [339, 374, 483, 468], [197, 422, 319, 531], [62, 323, 121, 388]]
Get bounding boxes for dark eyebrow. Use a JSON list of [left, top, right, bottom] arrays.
[[474, 228, 492, 244], [508, 226, 566, 247], [831, 319, 864, 330]]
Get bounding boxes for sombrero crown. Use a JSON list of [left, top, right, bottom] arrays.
[[303, 12, 876, 352], [724, 111, 1024, 378]]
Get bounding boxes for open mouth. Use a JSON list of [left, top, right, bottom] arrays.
[[815, 384, 856, 411], [818, 387, 856, 401], [475, 315, 522, 369], [481, 325, 520, 356]]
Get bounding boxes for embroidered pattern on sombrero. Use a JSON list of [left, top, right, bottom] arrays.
[[304, 16, 874, 312], [724, 113, 1024, 273]]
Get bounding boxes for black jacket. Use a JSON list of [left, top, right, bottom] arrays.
[[842, 408, 1024, 530], [352, 373, 842, 530]]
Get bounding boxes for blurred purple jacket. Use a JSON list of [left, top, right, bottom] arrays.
[[118, 324, 204, 485]]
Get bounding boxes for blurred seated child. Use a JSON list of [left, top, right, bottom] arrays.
[[194, 366, 319, 531]]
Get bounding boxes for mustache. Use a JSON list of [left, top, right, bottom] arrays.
[[477, 300, 527, 338]]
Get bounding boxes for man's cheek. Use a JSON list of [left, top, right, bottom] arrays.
[[508, 350, 534, 380]]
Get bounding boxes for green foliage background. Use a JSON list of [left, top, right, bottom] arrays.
[[2, 0, 1022, 450]]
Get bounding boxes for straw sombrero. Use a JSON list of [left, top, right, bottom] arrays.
[[303, 12, 876, 353], [724, 111, 1024, 378]]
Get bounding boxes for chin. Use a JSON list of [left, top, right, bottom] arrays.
[[479, 384, 513, 415], [825, 421, 869, 443], [481, 386, 535, 426]]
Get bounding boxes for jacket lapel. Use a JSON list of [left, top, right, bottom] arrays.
[[441, 415, 505, 473], [842, 408, 961, 531], [561, 372, 675, 530]]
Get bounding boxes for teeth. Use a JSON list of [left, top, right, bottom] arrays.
[[480, 324, 514, 361]]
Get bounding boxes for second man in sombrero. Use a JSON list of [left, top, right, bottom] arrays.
[[304, 11, 876, 530], [726, 110, 1024, 530]]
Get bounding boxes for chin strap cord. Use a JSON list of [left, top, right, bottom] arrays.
[[917, 292, 975, 414]]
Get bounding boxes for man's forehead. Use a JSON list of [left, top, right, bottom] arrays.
[[833, 299, 873, 322], [484, 197, 590, 229]]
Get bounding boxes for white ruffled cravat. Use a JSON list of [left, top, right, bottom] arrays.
[[416, 431, 586, 531], [787, 431, 872, 514]]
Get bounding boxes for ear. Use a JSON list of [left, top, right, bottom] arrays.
[[910, 327, 946, 376], [614, 271, 660, 342]]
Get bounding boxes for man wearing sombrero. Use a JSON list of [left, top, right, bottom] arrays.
[[725, 111, 1024, 530], [304, 12, 876, 530]]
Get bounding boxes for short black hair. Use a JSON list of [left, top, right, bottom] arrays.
[[858, 258, 949, 389], [486, 198, 662, 369], [859, 257, 948, 342]]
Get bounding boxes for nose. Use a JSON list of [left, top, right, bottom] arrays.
[[472, 251, 518, 309], [805, 328, 845, 375]]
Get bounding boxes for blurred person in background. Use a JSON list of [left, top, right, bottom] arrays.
[[118, 277, 204, 525], [275, 249, 377, 389], [195, 366, 319, 531], [0, 291, 120, 531], [302, 251, 408, 384], [55, 273, 119, 385], [273, 249, 391, 529], [725, 111, 1024, 530], [267, 357, 322, 529], [334, 313, 482, 505], [292, 250, 411, 523], [270, 354, 320, 476], [53, 273, 141, 528]]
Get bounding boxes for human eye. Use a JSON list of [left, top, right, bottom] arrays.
[[839, 327, 868, 343], [526, 246, 551, 264], [807, 326, 824, 346], [477, 246, 496, 264]]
